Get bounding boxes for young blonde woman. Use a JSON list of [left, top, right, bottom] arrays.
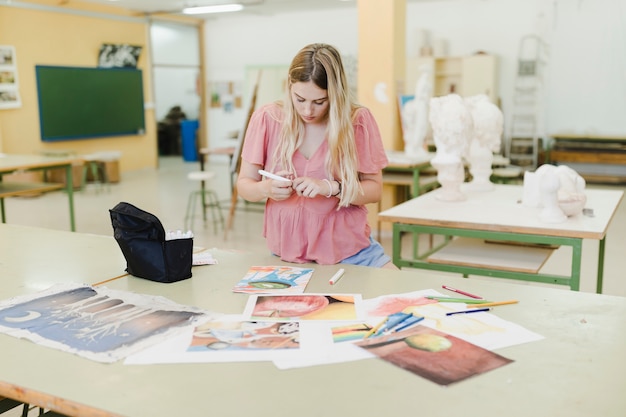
[[237, 43, 396, 269]]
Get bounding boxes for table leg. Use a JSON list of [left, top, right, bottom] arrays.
[[65, 164, 76, 231], [392, 224, 403, 268], [411, 170, 420, 199], [596, 237, 606, 294], [569, 239, 583, 291]]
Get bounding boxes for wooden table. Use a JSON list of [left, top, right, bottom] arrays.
[[0, 154, 78, 231], [379, 151, 438, 241], [383, 150, 438, 198], [378, 184, 624, 293], [0, 224, 625, 416]]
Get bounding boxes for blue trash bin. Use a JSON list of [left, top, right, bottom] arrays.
[[180, 119, 199, 162]]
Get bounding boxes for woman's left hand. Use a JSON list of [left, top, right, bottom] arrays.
[[292, 177, 328, 198]]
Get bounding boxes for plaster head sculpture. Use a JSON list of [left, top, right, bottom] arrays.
[[401, 65, 433, 158], [522, 164, 587, 223], [429, 94, 473, 201], [464, 94, 504, 191], [429, 94, 472, 163]]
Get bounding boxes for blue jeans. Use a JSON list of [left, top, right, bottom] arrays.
[[340, 236, 391, 268]]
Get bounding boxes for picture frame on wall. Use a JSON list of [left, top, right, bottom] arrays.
[[0, 45, 21, 109], [98, 44, 143, 68]]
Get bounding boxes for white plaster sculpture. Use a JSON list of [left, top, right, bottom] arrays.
[[402, 66, 432, 158], [464, 94, 503, 192], [429, 94, 473, 201], [522, 164, 587, 223]]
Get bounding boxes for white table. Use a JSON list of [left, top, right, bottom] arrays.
[[378, 184, 624, 292], [0, 224, 625, 416]]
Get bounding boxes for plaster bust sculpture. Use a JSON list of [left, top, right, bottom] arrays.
[[522, 164, 587, 223], [464, 94, 503, 191], [429, 93, 473, 201], [401, 66, 432, 158]]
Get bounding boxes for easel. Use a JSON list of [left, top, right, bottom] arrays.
[[224, 72, 261, 239]]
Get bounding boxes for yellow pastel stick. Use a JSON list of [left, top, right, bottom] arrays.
[[364, 317, 388, 338], [466, 300, 518, 308]]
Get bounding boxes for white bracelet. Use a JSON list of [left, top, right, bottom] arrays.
[[322, 178, 333, 198]]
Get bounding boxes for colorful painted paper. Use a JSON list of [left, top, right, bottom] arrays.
[[244, 294, 361, 321], [0, 283, 212, 363], [188, 320, 299, 352], [233, 266, 314, 294], [355, 325, 513, 386]]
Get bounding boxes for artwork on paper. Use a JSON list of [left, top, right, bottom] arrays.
[[355, 325, 513, 386], [188, 320, 300, 352], [0, 46, 15, 66], [0, 45, 20, 109], [208, 80, 243, 111], [0, 90, 20, 108], [360, 290, 543, 351], [244, 294, 361, 322], [361, 291, 438, 317], [98, 43, 143, 68], [330, 323, 372, 343], [233, 265, 314, 294], [0, 284, 212, 363], [0, 70, 17, 86]]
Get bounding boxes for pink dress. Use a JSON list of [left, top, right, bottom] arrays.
[[241, 103, 388, 264]]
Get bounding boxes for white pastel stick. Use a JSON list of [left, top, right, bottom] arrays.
[[329, 268, 345, 285], [258, 169, 290, 182]]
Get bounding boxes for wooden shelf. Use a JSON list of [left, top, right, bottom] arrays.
[[548, 137, 626, 183], [406, 54, 498, 103], [426, 237, 555, 273], [0, 182, 64, 198]]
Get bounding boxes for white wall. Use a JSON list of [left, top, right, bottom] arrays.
[[204, 8, 357, 152], [151, 21, 201, 121], [545, 0, 626, 137], [203, 0, 626, 153]]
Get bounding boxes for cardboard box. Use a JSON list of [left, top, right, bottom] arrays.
[[46, 162, 84, 189], [104, 160, 120, 183]]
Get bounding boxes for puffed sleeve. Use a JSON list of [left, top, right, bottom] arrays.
[[353, 107, 389, 173], [240, 103, 283, 167]]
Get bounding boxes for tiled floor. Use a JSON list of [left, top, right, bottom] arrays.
[[4, 155, 626, 299]]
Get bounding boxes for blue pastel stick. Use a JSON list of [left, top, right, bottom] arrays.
[[394, 315, 425, 332]]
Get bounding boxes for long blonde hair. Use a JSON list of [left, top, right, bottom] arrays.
[[273, 43, 361, 207]]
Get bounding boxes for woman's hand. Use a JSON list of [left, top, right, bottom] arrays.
[[265, 170, 294, 201], [237, 162, 295, 202], [292, 176, 329, 198]]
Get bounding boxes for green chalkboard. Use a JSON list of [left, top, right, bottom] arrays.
[[35, 65, 145, 142]]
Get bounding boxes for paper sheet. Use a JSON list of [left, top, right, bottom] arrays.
[[0, 283, 216, 363]]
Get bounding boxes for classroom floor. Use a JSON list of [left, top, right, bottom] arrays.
[[3, 155, 626, 299]]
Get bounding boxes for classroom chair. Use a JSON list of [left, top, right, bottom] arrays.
[[184, 170, 224, 233]]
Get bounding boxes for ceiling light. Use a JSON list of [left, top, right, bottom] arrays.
[[182, 4, 244, 14]]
